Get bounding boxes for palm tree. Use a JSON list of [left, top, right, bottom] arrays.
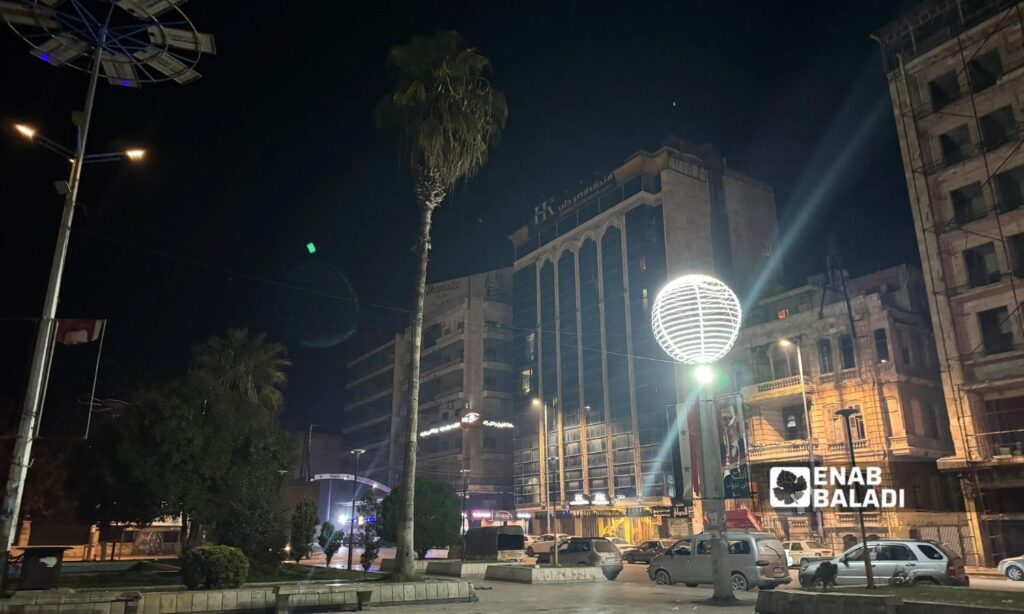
[[190, 328, 291, 412], [374, 31, 507, 578]]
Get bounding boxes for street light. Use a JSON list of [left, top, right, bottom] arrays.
[[347, 449, 366, 571], [459, 468, 471, 535], [0, 2, 215, 579], [777, 338, 825, 543], [835, 407, 876, 589], [531, 397, 558, 568], [652, 274, 742, 603]]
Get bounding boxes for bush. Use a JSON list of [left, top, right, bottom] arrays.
[[181, 545, 250, 589]]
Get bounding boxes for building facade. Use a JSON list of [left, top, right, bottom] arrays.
[[723, 265, 972, 559], [874, 0, 1024, 564], [508, 136, 779, 543], [341, 269, 516, 524]]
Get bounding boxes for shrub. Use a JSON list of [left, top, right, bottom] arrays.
[[181, 545, 250, 589]]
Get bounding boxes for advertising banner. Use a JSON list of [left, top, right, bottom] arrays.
[[716, 395, 751, 499]]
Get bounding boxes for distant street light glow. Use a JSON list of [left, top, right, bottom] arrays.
[[306, 241, 317, 254], [14, 124, 35, 139], [124, 148, 146, 161]]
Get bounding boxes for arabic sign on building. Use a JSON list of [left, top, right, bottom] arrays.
[[531, 173, 617, 226]]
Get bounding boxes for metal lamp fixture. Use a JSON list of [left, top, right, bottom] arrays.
[[651, 273, 742, 603], [651, 274, 742, 366]]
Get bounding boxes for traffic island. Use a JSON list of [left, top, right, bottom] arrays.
[[483, 565, 606, 584], [426, 560, 526, 577], [756, 588, 1024, 614]]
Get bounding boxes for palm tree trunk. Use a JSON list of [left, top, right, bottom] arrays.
[[394, 198, 438, 579]]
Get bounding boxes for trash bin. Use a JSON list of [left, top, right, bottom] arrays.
[[18, 546, 71, 590]]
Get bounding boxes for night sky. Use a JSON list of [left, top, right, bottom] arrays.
[[1, 1, 919, 434]]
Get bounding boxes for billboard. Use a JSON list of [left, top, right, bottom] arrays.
[[717, 395, 751, 499]]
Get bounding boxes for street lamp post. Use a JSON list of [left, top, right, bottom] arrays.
[[459, 468, 471, 535], [0, 1, 215, 583], [652, 274, 742, 603], [778, 339, 825, 543], [347, 449, 366, 571], [835, 407, 876, 589], [532, 398, 557, 567]]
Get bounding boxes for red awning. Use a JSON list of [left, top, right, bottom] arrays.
[[725, 509, 762, 531]]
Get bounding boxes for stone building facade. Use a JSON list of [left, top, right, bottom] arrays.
[[874, 0, 1024, 564], [721, 265, 972, 559]]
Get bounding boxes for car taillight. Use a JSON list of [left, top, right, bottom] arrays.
[[756, 560, 770, 567], [946, 561, 956, 577]]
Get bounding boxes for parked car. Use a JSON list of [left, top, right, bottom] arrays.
[[800, 540, 969, 587], [782, 540, 834, 567], [997, 554, 1024, 581], [623, 539, 677, 564], [647, 531, 790, 591], [526, 533, 570, 557], [606, 537, 636, 554], [537, 537, 623, 580]]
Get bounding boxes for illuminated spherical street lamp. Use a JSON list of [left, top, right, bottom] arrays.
[[651, 273, 742, 603], [651, 274, 742, 366]]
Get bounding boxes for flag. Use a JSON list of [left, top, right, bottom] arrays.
[[56, 319, 105, 345]]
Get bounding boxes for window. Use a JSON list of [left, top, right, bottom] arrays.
[[995, 166, 1024, 213], [728, 540, 752, 555], [967, 50, 1003, 92], [1010, 234, 1024, 277], [952, 182, 987, 224], [520, 369, 532, 396], [839, 334, 855, 369], [817, 339, 834, 373], [784, 408, 807, 440], [594, 540, 616, 553], [672, 540, 691, 556], [924, 402, 942, 439], [928, 71, 960, 110], [901, 333, 913, 366], [873, 329, 890, 362], [916, 544, 945, 561], [939, 125, 971, 165], [789, 543, 803, 552], [965, 242, 1001, 288], [484, 437, 496, 451], [850, 413, 866, 440], [696, 540, 713, 554], [777, 308, 790, 320], [979, 307, 1014, 354], [980, 106, 1016, 151], [876, 544, 917, 561], [845, 544, 876, 561]]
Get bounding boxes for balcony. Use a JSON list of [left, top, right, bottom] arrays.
[[741, 375, 814, 408], [826, 439, 869, 454], [969, 428, 1024, 463], [834, 511, 884, 527], [748, 439, 822, 464]]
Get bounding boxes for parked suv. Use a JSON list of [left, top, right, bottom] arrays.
[[526, 533, 570, 557], [623, 539, 677, 564], [647, 531, 790, 591], [537, 537, 623, 580], [800, 540, 969, 587]]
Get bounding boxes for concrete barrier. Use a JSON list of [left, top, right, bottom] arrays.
[[425, 560, 514, 577], [755, 589, 900, 614], [378, 558, 434, 572], [901, 600, 1024, 614], [0, 580, 475, 614], [483, 565, 606, 584]]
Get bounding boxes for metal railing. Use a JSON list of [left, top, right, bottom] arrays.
[[968, 428, 1024, 459]]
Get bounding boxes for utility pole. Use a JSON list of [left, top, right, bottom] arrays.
[[347, 449, 365, 571], [836, 407, 875, 589], [460, 468, 471, 534]]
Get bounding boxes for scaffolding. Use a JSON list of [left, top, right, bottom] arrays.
[[879, 0, 1024, 565]]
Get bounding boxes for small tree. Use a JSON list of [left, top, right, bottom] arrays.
[[358, 490, 382, 573], [317, 522, 344, 567], [380, 477, 460, 559], [289, 499, 318, 563]]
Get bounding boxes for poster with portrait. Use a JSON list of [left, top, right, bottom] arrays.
[[716, 395, 751, 499]]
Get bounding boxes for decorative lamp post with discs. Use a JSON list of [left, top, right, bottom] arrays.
[[652, 274, 742, 602], [0, 0, 215, 589]]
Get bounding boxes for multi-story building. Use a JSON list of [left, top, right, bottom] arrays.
[[874, 0, 1024, 564], [723, 265, 971, 558], [341, 269, 516, 524], [508, 136, 779, 543]]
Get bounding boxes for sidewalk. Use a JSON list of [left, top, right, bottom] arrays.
[[967, 566, 1005, 579], [398, 580, 758, 613]]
